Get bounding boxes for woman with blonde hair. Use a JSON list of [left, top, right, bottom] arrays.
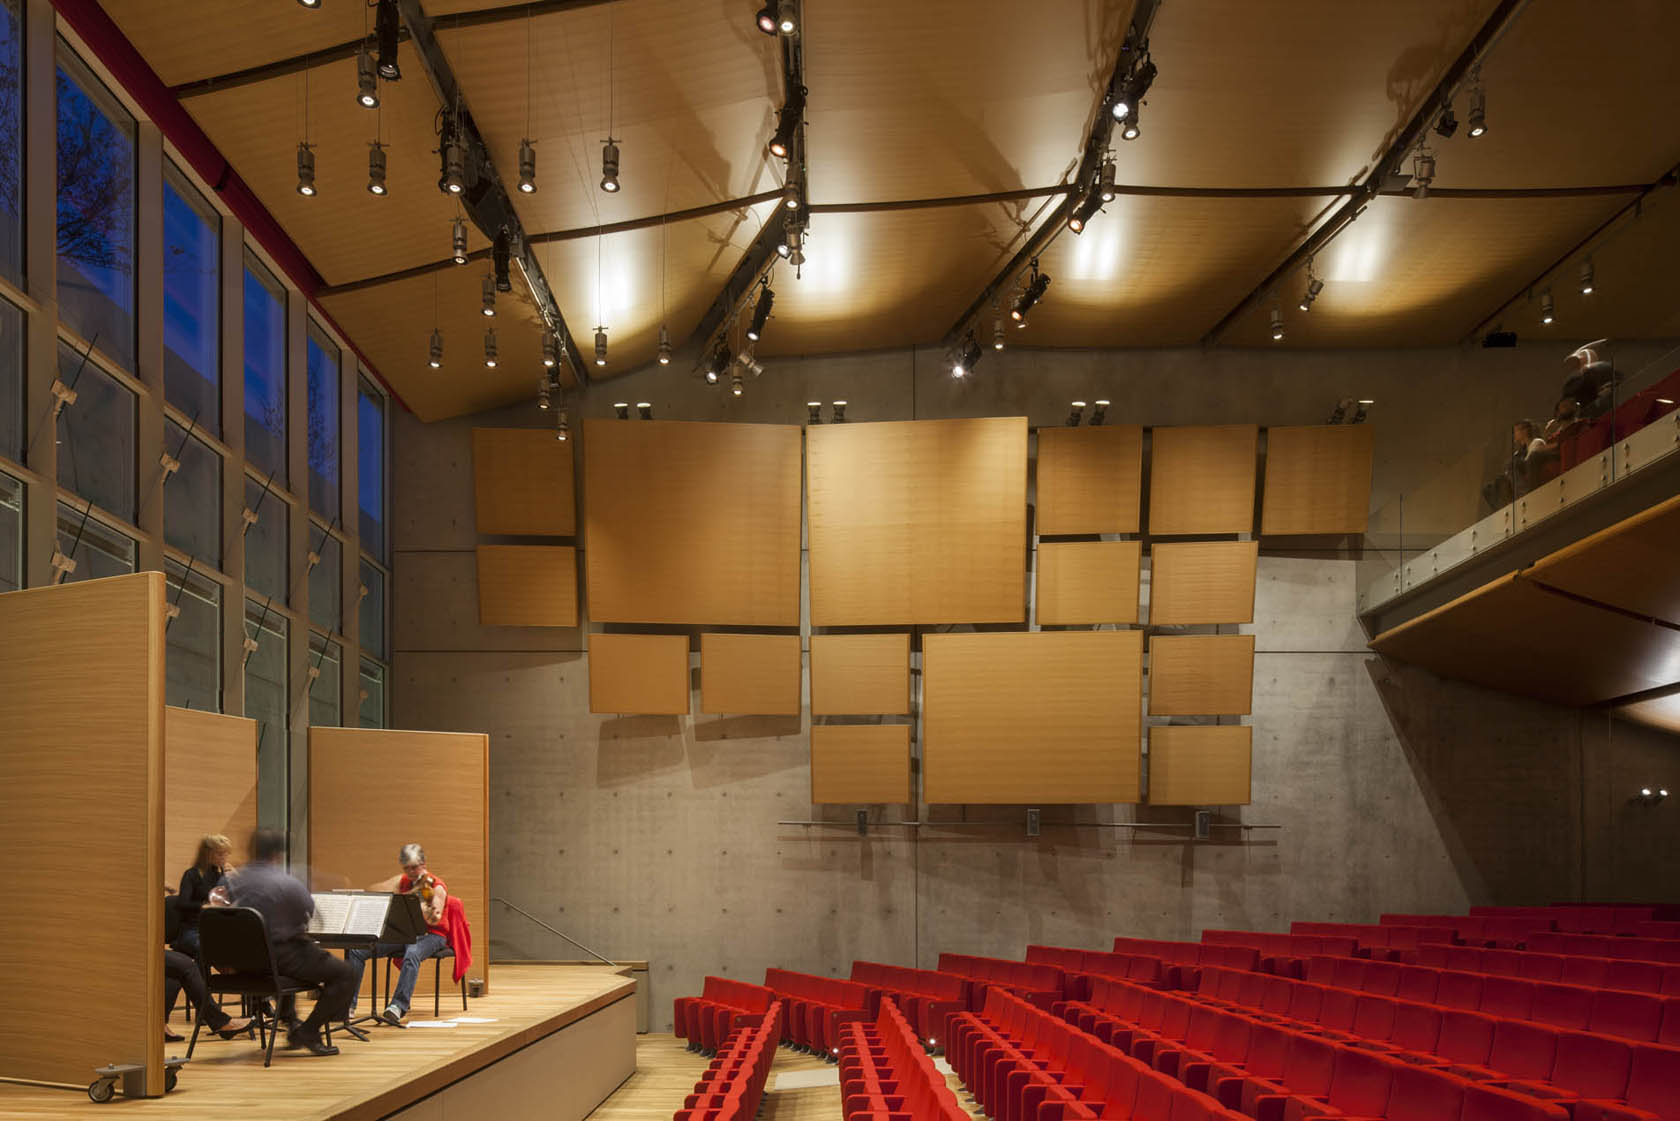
[[173, 833, 234, 959]]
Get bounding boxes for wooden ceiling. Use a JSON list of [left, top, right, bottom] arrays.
[[98, 0, 1680, 419]]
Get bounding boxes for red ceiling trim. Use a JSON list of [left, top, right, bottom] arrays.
[[50, 0, 411, 414]]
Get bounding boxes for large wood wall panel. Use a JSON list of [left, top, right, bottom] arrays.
[[810, 725, 912, 804], [1261, 424, 1375, 535], [1035, 425, 1143, 534], [1524, 493, 1680, 627], [473, 427, 577, 536], [477, 545, 578, 627], [1149, 540, 1259, 624], [309, 728, 490, 997], [165, 707, 258, 883], [807, 418, 1028, 625], [585, 421, 801, 626], [0, 574, 166, 1092], [1148, 425, 1259, 535], [1148, 725, 1253, 805], [1036, 540, 1141, 624], [1149, 634, 1256, 715], [810, 633, 911, 715], [923, 631, 1142, 804], [590, 633, 692, 714], [700, 633, 801, 715]]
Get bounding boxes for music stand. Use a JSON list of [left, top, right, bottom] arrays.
[[344, 893, 429, 1031]]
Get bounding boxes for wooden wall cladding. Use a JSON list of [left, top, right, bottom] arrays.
[[700, 633, 802, 715], [309, 727, 490, 997], [1148, 425, 1259, 535], [807, 417, 1028, 625], [1147, 725, 1253, 805], [1148, 540, 1259, 625], [810, 724, 912, 804], [809, 633, 911, 715], [589, 633, 691, 714], [473, 427, 577, 536], [476, 545, 579, 627], [165, 707, 258, 884], [1261, 424, 1375, 535], [585, 421, 802, 626], [1035, 425, 1143, 534], [922, 630, 1142, 804], [1036, 540, 1141, 625], [1148, 634, 1256, 715]]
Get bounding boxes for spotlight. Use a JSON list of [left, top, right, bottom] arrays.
[[1010, 264, 1050, 324], [1120, 112, 1141, 142], [747, 286, 775, 341], [807, 401, 822, 424], [613, 402, 630, 420], [707, 342, 732, 384], [555, 408, 570, 442], [657, 324, 672, 366], [777, 3, 796, 33], [782, 181, 801, 210], [993, 318, 1005, 350], [443, 138, 466, 194], [1091, 399, 1109, 426], [1579, 258, 1594, 296], [1066, 401, 1086, 427], [1099, 156, 1116, 202], [542, 329, 559, 368], [755, 1, 779, 35], [356, 48, 379, 109], [1271, 308, 1285, 341], [428, 328, 443, 369], [730, 372, 744, 397], [1433, 103, 1458, 140], [517, 138, 537, 193], [951, 332, 982, 378], [594, 326, 608, 367], [374, 0, 401, 80], [1299, 277, 1324, 311], [492, 230, 512, 292], [366, 141, 387, 195], [777, 223, 802, 261], [537, 377, 551, 410], [296, 0, 321, 7], [1540, 288, 1555, 325], [1353, 399, 1372, 424], [831, 400, 846, 422], [1466, 83, 1486, 138], [1411, 150, 1435, 199], [483, 327, 498, 368], [451, 216, 469, 264], [1110, 58, 1155, 122], [481, 274, 496, 317], [637, 402, 653, 420], [296, 142, 316, 196], [1328, 397, 1351, 424], [1068, 189, 1103, 234], [600, 139, 620, 192], [769, 87, 804, 159]]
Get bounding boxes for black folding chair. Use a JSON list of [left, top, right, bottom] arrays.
[[190, 907, 333, 1067], [382, 945, 468, 1017]]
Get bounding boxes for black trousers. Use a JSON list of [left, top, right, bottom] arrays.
[[164, 949, 231, 1031], [272, 939, 357, 1035]]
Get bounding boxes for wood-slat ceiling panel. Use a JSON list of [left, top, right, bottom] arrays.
[[100, 0, 369, 87], [1526, 496, 1680, 628]]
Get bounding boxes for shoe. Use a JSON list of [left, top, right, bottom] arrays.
[[288, 1028, 339, 1057], [378, 1007, 405, 1028], [163, 1026, 185, 1043], [216, 1016, 255, 1040]]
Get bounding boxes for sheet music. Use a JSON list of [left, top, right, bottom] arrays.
[[346, 893, 391, 936], [309, 893, 353, 935]]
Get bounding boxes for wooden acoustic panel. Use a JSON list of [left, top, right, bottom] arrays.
[[810, 725, 912, 804], [1148, 725, 1253, 805], [1525, 493, 1680, 627], [476, 545, 579, 627], [1261, 424, 1375, 535], [590, 633, 691, 715], [473, 428, 577, 536], [165, 707, 258, 885], [0, 573, 166, 1092], [1036, 540, 1141, 624], [1035, 425, 1143, 534], [1616, 690, 1680, 736], [1149, 540, 1259, 625], [309, 728, 490, 997], [1148, 425, 1259, 535], [810, 633, 911, 715], [807, 418, 1028, 625], [701, 633, 802, 715], [585, 421, 801, 626], [1149, 634, 1256, 715], [922, 631, 1142, 804]]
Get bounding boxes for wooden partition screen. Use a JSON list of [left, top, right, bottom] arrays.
[[1149, 634, 1256, 715], [1148, 425, 1259, 535], [473, 427, 577, 536], [807, 417, 1028, 625], [1147, 725, 1253, 805], [309, 728, 490, 997], [590, 633, 692, 714], [165, 707, 258, 884], [1035, 425, 1143, 534], [584, 421, 802, 625], [477, 545, 579, 627], [810, 633, 911, 715], [1037, 540, 1141, 624], [1148, 541, 1259, 625], [810, 725, 912, 804], [0, 574, 166, 1093], [1261, 424, 1374, 535], [701, 633, 801, 715], [922, 630, 1142, 804]]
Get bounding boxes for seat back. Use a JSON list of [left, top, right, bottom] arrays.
[[1385, 1061, 1463, 1121], [199, 906, 278, 977]]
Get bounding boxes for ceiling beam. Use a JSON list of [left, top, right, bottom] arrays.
[[1198, 0, 1531, 346], [430, 0, 625, 32], [172, 34, 409, 100]]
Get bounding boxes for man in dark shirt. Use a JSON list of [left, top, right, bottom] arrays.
[[227, 829, 356, 1056]]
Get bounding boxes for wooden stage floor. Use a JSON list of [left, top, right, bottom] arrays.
[[0, 964, 635, 1121]]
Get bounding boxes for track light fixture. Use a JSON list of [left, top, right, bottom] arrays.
[[706, 341, 732, 385], [537, 376, 551, 410], [756, 2, 780, 34], [356, 48, 379, 109], [951, 332, 982, 378], [637, 402, 653, 421], [481, 274, 496, 317], [1010, 260, 1050, 325], [296, 142, 316, 196], [1634, 786, 1669, 805], [1299, 260, 1323, 311], [1466, 72, 1486, 138], [1579, 258, 1594, 296], [1066, 401, 1086, 427], [1411, 149, 1435, 199], [657, 324, 672, 366], [367, 141, 387, 196], [483, 327, 498, 368], [746, 284, 775, 341], [1110, 57, 1156, 122], [1271, 308, 1285, 341], [600, 139, 620, 192], [555, 407, 569, 442], [1068, 187, 1103, 234], [807, 401, 822, 424], [451, 216, 468, 264], [782, 181, 801, 210], [1121, 111, 1141, 141], [613, 402, 630, 420], [428, 328, 443, 369], [374, 0, 401, 80], [993, 318, 1006, 350], [1433, 102, 1458, 140], [594, 326, 608, 367], [1099, 156, 1117, 202], [1091, 399, 1109, 426], [492, 230, 512, 292], [831, 400, 846, 422], [769, 87, 805, 159], [542, 329, 559, 368], [730, 371, 744, 397], [517, 138, 537, 193], [1540, 288, 1555, 325], [442, 137, 466, 194]]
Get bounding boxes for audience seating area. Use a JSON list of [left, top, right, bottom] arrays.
[[674, 976, 778, 1055], [672, 1001, 784, 1121], [936, 953, 1067, 1011], [764, 967, 874, 1055], [837, 997, 968, 1121], [850, 961, 968, 1045]]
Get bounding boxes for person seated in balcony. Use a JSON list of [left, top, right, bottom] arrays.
[[1509, 419, 1551, 496], [1560, 341, 1618, 419]]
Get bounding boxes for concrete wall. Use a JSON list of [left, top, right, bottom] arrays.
[[392, 342, 1678, 1030]]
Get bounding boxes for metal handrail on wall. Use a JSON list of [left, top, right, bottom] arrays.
[[492, 896, 620, 969]]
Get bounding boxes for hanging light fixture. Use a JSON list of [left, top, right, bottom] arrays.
[[993, 318, 1006, 350], [782, 181, 801, 210], [481, 274, 496, 317], [1270, 308, 1285, 341], [492, 230, 512, 292], [1466, 69, 1487, 138], [594, 326, 608, 367], [542, 329, 559, 368], [366, 141, 387, 196], [768, 87, 804, 159], [600, 139, 620, 192], [1299, 258, 1323, 311], [950, 333, 982, 378], [1099, 156, 1117, 202], [1068, 189, 1103, 234], [755, 2, 780, 35], [706, 341, 732, 385], [730, 371, 744, 397], [428, 328, 443, 369], [537, 376, 551, 410], [517, 138, 537, 193], [483, 327, 499, 368], [1091, 400, 1110, 426], [451, 216, 469, 264], [1010, 261, 1050, 325], [356, 48, 379, 109], [1411, 148, 1436, 199], [1579, 258, 1595, 296], [1540, 288, 1555, 325], [746, 285, 775, 342], [555, 407, 570, 442], [374, 0, 402, 80], [295, 142, 316, 196], [443, 137, 466, 194], [657, 324, 672, 366]]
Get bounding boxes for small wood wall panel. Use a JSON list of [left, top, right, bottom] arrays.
[[0, 573, 166, 1092], [809, 633, 911, 715], [165, 707, 258, 884], [309, 727, 490, 997], [1148, 634, 1256, 715], [810, 725, 912, 804], [1148, 424, 1259, 535], [1261, 424, 1375, 535], [476, 545, 579, 627], [584, 421, 801, 626], [922, 630, 1142, 804], [1147, 725, 1253, 805], [1148, 540, 1259, 624], [590, 633, 691, 714], [472, 427, 577, 536], [1036, 540, 1141, 624], [700, 633, 802, 715], [807, 417, 1028, 625], [1035, 425, 1143, 534]]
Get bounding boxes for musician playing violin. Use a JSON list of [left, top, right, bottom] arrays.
[[345, 843, 453, 1025]]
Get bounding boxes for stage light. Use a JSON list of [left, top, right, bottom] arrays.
[[451, 216, 469, 264], [600, 139, 620, 192], [1068, 189, 1102, 234], [1411, 150, 1435, 199], [428, 328, 443, 369], [1540, 288, 1555, 325], [707, 342, 732, 385], [356, 48, 379, 108], [1271, 308, 1285, 341], [831, 400, 846, 422], [296, 0, 321, 7], [492, 231, 512, 292], [296, 143, 316, 196], [366, 142, 387, 195], [555, 408, 569, 442], [1353, 399, 1371, 424], [1433, 103, 1458, 139], [1110, 57, 1156, 121], [1120, 111, 1141, 142], [1579, 258, 1594, 296], [613, 402, 630, 420], [657, 324, 672, 366], [951, 333, 982, 378], [594, 327, 608, 367], [769, 87, 804, 159], [746, 286, 775, 341], [537, 377, 551, 410], [731, 372, 744, 397], [782, 181, 801, 210], [481, 274, 496, 317], [1091, 399, 1109, 426], [1066, 401, 1086, 427], [1010, 266, 1050, 324], [1299, 277, 1324, 311], [542, 329, 559, 368], [807, 402, 822, 424], [375, 0, 401, 79], [993, 319, 1005, 350], [443, 138, 466, 194], [1466, 79, 1486, 138], [483, 327, 498, 368], [777, 224, 802, 261], [755, 1, 779, 35], [1099, 156, 1116, 202], [517, 138, 537, 193], [637, 402, 653, 420]]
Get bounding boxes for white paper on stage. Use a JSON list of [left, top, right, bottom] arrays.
[[308, 893, 352, 934], [346, 893, 391, 936], [451, 1017, 498, 1024], [405, 1021, 459, 1028]]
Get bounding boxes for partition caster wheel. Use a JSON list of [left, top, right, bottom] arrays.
[[165, 1067, 180, 1092], [88, 1079, 115, 1103]]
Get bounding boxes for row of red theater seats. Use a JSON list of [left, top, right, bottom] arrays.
[[1383, 913, 1680, 951], [672, 1002, 784, 1121], [1029, 946, 1185, 997], [674, 976, 778, 1055], [1468, 906, 1679, 935], [937, 952, 1069, 1010], [837, 997, 968, 1121], [764, 967, 873, 1057], [849, 960, 967, 1046], [1407, 944, 1680, 996], [1290, 922, 1461, 955], [1527, 934, 1680, 966], [1055, 974, 1619, 1121]]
